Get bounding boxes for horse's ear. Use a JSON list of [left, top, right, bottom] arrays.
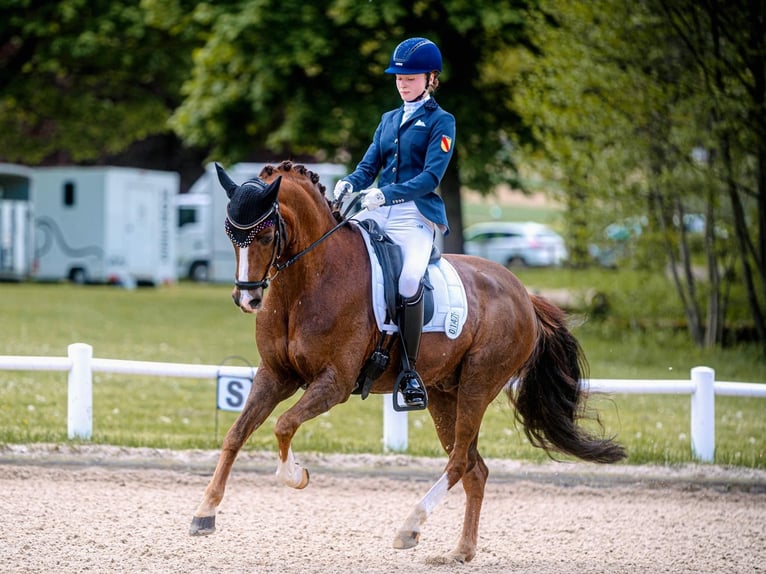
[[215, 163, 239, 199], [264, 175, 282, 203]]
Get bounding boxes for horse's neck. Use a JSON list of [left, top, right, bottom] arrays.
[[272, 222, 367, 303]]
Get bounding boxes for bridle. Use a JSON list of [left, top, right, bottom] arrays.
[[228, 200, 286, 291], [231, 192, 362, 292]]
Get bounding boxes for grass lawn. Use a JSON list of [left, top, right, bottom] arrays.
[[0, 178, 763, 467], [0, 281, 763, 468]]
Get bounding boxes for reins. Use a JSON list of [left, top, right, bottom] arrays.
[[234, 190, 362, 291]]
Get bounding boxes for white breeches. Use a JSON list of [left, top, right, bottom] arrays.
[[354, 202, 435, 298]]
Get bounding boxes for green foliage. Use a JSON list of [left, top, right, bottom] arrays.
[[154, 0, 535, 191], [1, 0, 762, 349], [512, 0, 766, 346], [0, 281, 763, 467], [0, 0, 193, 163]]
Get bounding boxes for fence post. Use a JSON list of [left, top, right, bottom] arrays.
[[67, 343, 93, 440], [383, 395, 408, 452], [690, 366, 715, 462]]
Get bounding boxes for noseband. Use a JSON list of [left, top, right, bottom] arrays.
[[228, 201, 287, 291]]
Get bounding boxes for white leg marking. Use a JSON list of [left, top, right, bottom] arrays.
[[236, 246, 254, 308], [399, 472, 450, 535], [275, 447, 307, 488]]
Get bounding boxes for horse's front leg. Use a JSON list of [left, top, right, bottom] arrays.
[[190, 370, 296, 535], [273, 369, 349, 489]]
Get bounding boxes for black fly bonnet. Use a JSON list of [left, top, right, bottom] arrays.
[[216, 163, 283, 289], [216, 163, 282, 248]]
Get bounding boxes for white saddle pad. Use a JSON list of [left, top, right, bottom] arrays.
[[359, 226, 468, 339]]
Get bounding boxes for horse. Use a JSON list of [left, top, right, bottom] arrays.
[[189, 160, 626, 563]]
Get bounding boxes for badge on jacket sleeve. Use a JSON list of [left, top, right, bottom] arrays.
[[440, 135, 453, 153]]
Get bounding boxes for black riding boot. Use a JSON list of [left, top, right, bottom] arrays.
[[396, 286, 427, 409]]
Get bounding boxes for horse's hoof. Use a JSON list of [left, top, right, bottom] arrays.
[[393, 530, 420, 550], [189, 515, 216, 536], [425, 552, 471, 565], [296, 468, 310, 489], [447, 550, 472, 564]]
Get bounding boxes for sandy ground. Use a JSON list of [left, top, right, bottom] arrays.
[[1, 444, 764, 574]]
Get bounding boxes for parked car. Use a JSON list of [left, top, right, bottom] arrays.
[[463, 221, 568, 267], [588, 219, 644, 268]]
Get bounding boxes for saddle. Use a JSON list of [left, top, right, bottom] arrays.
[[352, 219, 451, 400], [354, 218, 437, 326]]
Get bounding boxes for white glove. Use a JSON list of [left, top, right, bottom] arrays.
[[333, 180, 353, 200], [361, 188, 386, 211]]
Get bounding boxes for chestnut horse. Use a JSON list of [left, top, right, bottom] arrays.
[[190, 161, 625, 563]]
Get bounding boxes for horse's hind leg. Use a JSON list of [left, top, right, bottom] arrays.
[[190, 372, 292, 536], [448, 443, 488, 563], [393, 385, 490, 563], [393, 388, 461, 551]]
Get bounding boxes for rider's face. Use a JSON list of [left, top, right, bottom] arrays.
[[395, 74, 428, 102]]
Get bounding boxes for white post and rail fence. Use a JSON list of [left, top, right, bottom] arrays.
[[1, 342, 764, 461]]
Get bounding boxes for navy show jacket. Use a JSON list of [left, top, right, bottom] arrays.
[[345, 97, 456, 234]]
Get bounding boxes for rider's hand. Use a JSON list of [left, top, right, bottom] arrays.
[[333, 180, 353, 200], [361, 188, 386, 211]]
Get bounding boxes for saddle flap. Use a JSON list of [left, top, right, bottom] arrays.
[[356, 219, 402, 322], [356, 221, 468, 339]]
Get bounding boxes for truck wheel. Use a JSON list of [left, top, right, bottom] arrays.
[[69, 268, 88, 284], [189, 262, 209, 282]]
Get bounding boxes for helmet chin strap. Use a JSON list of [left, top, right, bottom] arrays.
[[406, 90, 427, 103]]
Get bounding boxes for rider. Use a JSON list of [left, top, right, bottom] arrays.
[[334, 37, 456, 409]]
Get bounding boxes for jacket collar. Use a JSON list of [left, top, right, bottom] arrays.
[[398, 98, 438, 127]]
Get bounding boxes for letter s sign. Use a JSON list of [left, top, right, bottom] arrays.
[[216, 375, 253, 412]]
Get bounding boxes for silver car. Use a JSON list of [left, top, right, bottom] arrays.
[[463, 221, 568, 267]]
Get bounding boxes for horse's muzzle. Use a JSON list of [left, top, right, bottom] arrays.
[[232, 287, 263, 313]]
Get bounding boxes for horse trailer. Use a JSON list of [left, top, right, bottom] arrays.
[[176, 162, 345, 282], [32, 166, 179, 286], [0, 164, 35, 281]]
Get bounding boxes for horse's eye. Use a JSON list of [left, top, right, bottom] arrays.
[[258, 232, 274, 246]]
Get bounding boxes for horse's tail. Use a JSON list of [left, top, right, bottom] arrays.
[[508, 295, 626, 464]]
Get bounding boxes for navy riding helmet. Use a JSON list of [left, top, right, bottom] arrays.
[[384, 37, 442, 75]]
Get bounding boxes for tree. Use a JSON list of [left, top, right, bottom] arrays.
[[0, 0, 195, 164], [513, 0, 765, 348], [656, 0, 766, 345], [1, 1, 538, 251], [154, 0, 535, 253]]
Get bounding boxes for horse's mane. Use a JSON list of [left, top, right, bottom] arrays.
[[258, 161, 327, 200], [258, 160, 344, 222]]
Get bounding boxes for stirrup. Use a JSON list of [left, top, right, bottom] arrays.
[[392, 371, 428, 412]]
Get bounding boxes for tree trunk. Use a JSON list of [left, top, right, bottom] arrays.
[[441, 157, 464, 254], [722, 135, 766, 344], [651, 186, 704, 347], [703, 191, 722, 348]]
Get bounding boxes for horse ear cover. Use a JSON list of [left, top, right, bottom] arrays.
[[216, 162, 282, 230], [215, 162, 239, 198]]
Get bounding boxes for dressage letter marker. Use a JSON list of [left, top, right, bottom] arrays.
[[216, 375, 253, 412]]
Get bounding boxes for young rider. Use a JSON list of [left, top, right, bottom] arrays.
[[334, 37, 456, 409]]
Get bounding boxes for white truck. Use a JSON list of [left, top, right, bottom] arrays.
[[32, 166, 179, 285], [0, 163, 34, 281], [0, 163, 35, 281], [176, 162, 346, 282]]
